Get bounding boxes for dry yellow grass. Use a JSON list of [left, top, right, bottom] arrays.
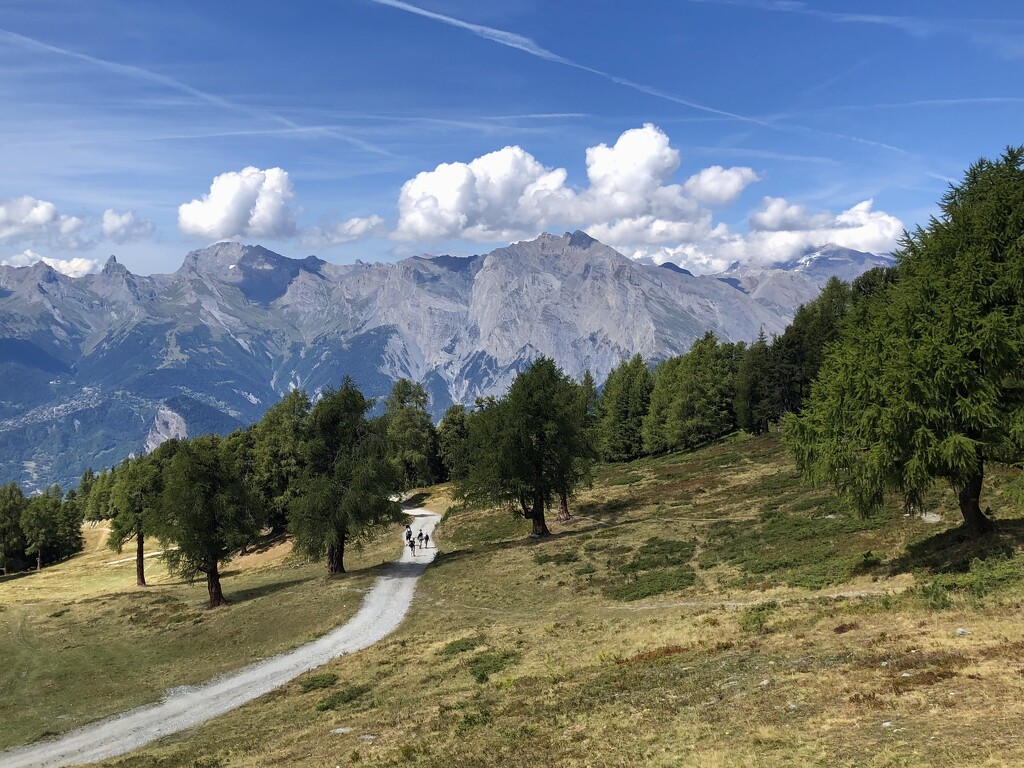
[[0, 520, 404, 749], [7, 434, 1024, 766]]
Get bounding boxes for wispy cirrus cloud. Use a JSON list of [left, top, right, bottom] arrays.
[[686, 0, 1024, 59], [368, 0, 910, 154], [0, 27, 393, 156], [369, 0, 778, 130]]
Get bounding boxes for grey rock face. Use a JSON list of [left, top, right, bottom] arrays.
[[0, 232, 884, 490]]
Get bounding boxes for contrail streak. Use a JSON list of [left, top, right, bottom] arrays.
[[0, 28, 393, 156]]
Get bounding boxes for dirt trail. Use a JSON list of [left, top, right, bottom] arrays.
[[0, 509, 441, 768]]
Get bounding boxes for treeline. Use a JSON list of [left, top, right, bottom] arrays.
[[0, 483, 84, 574], [1, 376, 442, 606], [587, 273, 886, 463], [0, 256, 914, 587]]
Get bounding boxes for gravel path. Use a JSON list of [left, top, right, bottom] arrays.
[[1, 509, 441, 768]]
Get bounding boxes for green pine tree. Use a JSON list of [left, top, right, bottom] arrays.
[[785, 147, 1024, 537], [288, 378, 403, 574]]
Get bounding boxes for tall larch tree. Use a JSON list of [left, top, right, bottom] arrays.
[[289, 378, 403, 574], [785, 147, 1024, 537], [156, 435, 260, 606]]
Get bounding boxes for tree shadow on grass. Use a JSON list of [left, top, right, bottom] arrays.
[[239, 530, 289, 556], [430, 548, 479, 569], [227, 577, 308, 603], [888, 518, 1024, 575], [574, 496, 634, 524], [402, 492, 432, 508]]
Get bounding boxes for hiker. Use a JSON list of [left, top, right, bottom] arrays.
[[404, 524, 412, 542], [408, 537, 416, 557], [423, 531, 431, 549], [416, 529, 424, 547]]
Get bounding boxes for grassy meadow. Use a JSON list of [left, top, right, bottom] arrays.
[[0, 520, 405, 750], [5, 433, 1024, 766]]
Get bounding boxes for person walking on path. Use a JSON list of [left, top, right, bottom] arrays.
[[408, 537, 417, 557], [404, 524, 412, 542], [423, 531, 431, 548], [416, 529, 424, 548]]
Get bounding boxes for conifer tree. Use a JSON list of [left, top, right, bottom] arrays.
[[597, 354, 653, 461], [156, 435, 259, 606], [84, 468, 114, 523], [289, 378, 402, 574], [383, 379, 436, 493], [20, 486, 62, 571], [0, 482, 28, 574], [56, 489, 85, 561], [735, 329, 772, 434], [251, 388, 310, 534], [785, 147, 1024, 537], [643, 333, 742, 453], [437, 404, 472, 481], [458, 358, 591, 536], [108, 445, 175, 587]]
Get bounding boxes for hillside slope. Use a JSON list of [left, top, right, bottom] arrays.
[[2, 434, 1022, 766]]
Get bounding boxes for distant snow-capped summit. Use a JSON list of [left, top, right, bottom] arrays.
[[780, 244, 896, 282], [712, 243, 894, 316]]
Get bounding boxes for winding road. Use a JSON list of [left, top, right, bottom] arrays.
[[0, 509, 441, 768]]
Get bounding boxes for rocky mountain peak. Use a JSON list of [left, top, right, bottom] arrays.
[[101, 255, 130, 277], [0, 232, 889, 491], [178, 241, 247, 276], [28, 259, 58, 281]]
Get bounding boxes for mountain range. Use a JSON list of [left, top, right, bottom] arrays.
[[0, 231, 891, 490]]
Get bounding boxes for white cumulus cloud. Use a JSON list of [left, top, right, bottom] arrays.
[[102, 209, 155, 243], [178, 166, 297, 240], [643, 198, 904, 273], [374, 123, 904, 273], [303, 215, 387, 247], [0, 195, 90, 249], [2, 248, 99, 277], [390, 124, 756, 250], [684, 166, 760, 205], [744, 197, 904, 262], [394, 145, 569, 241]]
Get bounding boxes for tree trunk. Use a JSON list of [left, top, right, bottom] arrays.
[[135, 525, 147, 587], [958, 463, 995, 537], [556, 491, 571, 522], [327, 541, 345, 574], [206, 565, 226, 608], [528, 491, 550, 537]]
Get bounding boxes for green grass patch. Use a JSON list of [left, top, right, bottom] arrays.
[[604, 567, 696, 601], [533, 550, 580, 566], [700, 505, 886, 589], [316, 684, 372, 711], [439, 636, 486, 657], [467, 650, 521, 683], [738, 601, 780, 634], [297, 672, 339, 692]]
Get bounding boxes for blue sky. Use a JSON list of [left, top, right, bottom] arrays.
[[1, 0, 1022, 276]]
